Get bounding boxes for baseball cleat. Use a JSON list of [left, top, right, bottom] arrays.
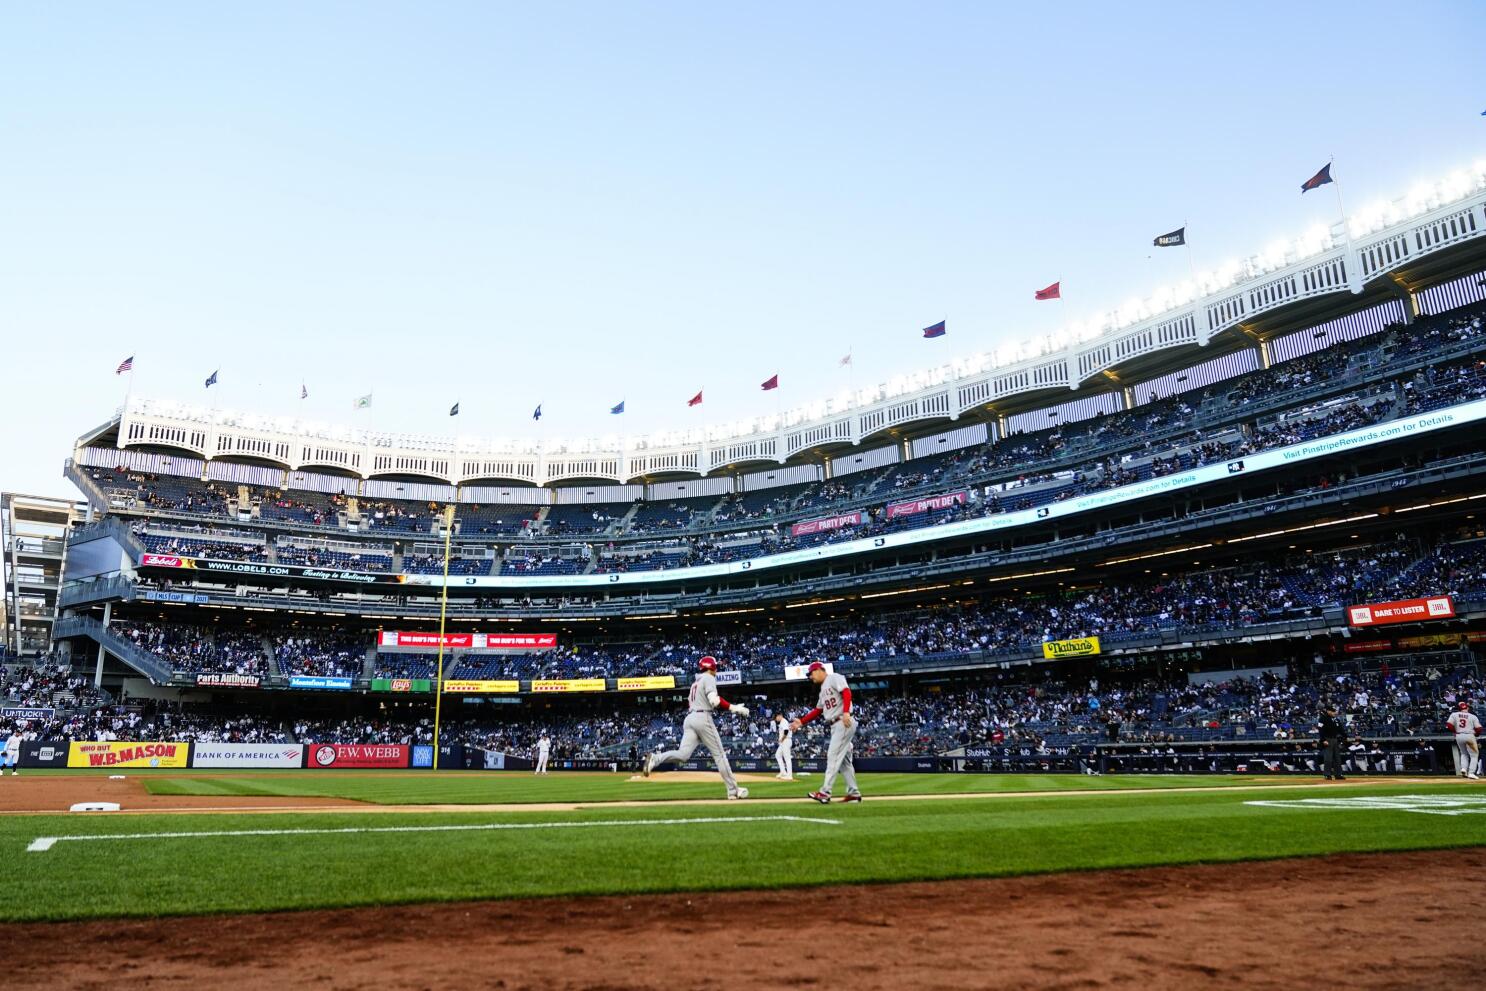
[[728, 787, 749, 800], [642, 754, 655, 778], [1470, 773, 1481, 780], [807, 790, 831, 804], [841, 793, 863, 803]]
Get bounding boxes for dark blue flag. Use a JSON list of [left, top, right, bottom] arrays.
[[449, 402, 460, 417], [204, 369, 218, 388], [610, 401, 625, 415], [532, 404, 542, 421], [1300, 163, 1333, 193], [922, 321, 946, 339]]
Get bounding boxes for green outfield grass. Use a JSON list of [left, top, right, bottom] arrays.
[[4, 775, 1484, 922], [138, 769, 1301, 805]]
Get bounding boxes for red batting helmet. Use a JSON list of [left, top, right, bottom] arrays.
[[698, 655, 718, 671], [1460, 701, 1471, 710]]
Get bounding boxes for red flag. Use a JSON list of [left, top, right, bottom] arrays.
[[1035, 282, 1061, 301], [761, 374, 779, 391], [687, 390, 703, 407]]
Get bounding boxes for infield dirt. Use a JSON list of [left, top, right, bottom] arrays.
[[8, 847, 1481, 989]]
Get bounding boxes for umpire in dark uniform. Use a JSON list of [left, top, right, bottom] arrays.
[[1318, 703, 1347, 781]]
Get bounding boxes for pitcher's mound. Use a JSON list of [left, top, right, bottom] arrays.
[[626, 771, 777, 784]]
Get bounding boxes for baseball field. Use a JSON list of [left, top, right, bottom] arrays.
[[4, 770, 1483, 988]]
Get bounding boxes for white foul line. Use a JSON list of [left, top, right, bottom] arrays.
[[25, 814, 841, 853]]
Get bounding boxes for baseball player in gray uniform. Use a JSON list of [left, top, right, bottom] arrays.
[[792, 661, 862, 803], [1446, 702, 1481, 779], [643, 656, 751, 798], [773, 713, 794, 780]]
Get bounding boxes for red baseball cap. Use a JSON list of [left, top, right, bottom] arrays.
[[698, 655, 718, 671], [806, 661, 826, 675]]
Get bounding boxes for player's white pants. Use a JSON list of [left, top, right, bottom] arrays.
[[535, 754, 549, 774], [820, 719, 859, 796], [774, 744, 792, 778], [1454, 735, 1480, 776], [652, 712, 740, 795]]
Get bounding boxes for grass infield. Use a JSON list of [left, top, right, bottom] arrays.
[[3, 773, 1482, 922]]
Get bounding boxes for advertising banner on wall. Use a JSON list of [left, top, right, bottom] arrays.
[[288, 676, 355, 691], [306, 743, 409, 769], [1346, 596, 1455, 627], [790, 512, 863, 538], [377, 631, 558, 650], [194, 672, 262, 689], [1042, 636, 1101, 660], [138, 553, 394, 587], [442, 679, 521, 694], [2, 707, 53, 722], [530, 679, 607, 693], [20, 741, 69, 767], [715, 671, 743, 686], [191, 743, 304, 769], [371, 678, 434, 693], [784, 662, 833, 681], [67, 741, 189, 768], [884, 491, 967, 520], [616, 676, 677, 691]]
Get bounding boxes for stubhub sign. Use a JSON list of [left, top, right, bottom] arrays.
[[191, 743, 304, 769]]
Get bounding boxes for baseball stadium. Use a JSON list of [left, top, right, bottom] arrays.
[[5, 6, 1486, 989]]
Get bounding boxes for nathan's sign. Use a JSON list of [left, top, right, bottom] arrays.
[[530, 678, 607, 694], [1042, 636, 1101, 660], [138, 553, 389, 586], [378, 631, 558, 650], [617, 676, 677, 691], [1346, 596, 1455, 627], [884, 491, 967, 520], [790, 512, 863, 538], [68, 741, 189, 768], [194, 672, 261, 688], [442, 679, 520, 694]]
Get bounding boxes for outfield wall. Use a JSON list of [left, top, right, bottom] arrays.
[[14, 739, 1456, 773]]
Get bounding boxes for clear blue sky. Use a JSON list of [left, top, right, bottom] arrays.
[[2, 1, 1483, 496]]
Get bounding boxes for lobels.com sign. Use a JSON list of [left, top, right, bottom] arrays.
[[138, 553, 392, 586]]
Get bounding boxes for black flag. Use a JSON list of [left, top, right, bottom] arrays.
[[449, 402, 460, 417], [1153, 227, 1185, 248]]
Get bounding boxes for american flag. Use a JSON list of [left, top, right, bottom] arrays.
[[116, 355, 134, 374]]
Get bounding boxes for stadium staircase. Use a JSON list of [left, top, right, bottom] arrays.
[[52, 616, 175, 684], [259, 635, 286, 687], [615, 502, 642, 534]]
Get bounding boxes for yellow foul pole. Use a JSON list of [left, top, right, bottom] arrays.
[[431, 503, 455, 770]]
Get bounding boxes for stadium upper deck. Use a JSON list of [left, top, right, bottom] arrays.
[[77, 165, 1486, 490]]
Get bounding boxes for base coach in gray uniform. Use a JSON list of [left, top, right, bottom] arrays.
[[792, 661, 863, 804]]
